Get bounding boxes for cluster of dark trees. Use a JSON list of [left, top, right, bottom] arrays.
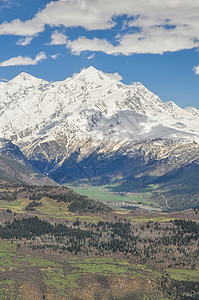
[[0, 217, 92, 241], [0, 191, 17, 201], [25, 201, 43, 211], [161, 276, 199, 300], [0, 217, 198, 263], [67, 196, 110, 214], [29, 194, 43, 201]]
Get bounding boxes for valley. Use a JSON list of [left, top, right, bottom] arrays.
[[66, 184, 161, 211], [0, 182, 199, 299], [0, 67, 199, 299]]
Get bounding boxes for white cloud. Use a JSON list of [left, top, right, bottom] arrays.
[[1, 0, 199, 54], [16, 36, 34, 46], [67, 25, 199, 56], [50, 30, 68, 45], [67, 37, 115, 55], [87, 54, 95, 59], [51, 53, 60, 59], [0, 52, 47, 67], [0, 18, 44, 36], [104, 71, 122, 81], [193, 65, 199, 75], [34, 0, 116, 30], [35, 52, 47, 62]]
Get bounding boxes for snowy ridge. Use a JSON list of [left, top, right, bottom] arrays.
[[0, 66, 198, 171]]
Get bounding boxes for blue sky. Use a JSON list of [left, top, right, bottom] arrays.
[[0, 0, 199, 108]]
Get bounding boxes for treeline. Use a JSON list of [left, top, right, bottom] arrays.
[[0, 217, 92, 240], [0, 217, 198, 265], [0, 217, 136, 255]]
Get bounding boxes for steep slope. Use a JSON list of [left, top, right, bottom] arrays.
[[0, 139, 57, 186], [0, 138, 34, 168], [0, 153, 58, 186]]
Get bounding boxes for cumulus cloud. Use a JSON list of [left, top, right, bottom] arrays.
[[67, 37, 115, 55], [0, 52, 47, 67], [1, 0, 199, 54], [67, 25, 199, 56], [49, 30, 68, 45], [16, 36, 34, 46], [193, 65, 199, 75], [0, 18, 44, 36], [104, 71, 122, 81]]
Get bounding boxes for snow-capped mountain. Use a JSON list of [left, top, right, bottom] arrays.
[[0, 66, 199, 182]]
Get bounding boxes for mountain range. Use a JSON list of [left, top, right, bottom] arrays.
[[0, 66, 198, 210]]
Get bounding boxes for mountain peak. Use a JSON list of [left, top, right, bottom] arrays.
[[80, 66, 99, 73], [9, 72, 48, 85], [12, 72, 35, 80], [78, 66, 103, 78], [74, 66, 118, 84]]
